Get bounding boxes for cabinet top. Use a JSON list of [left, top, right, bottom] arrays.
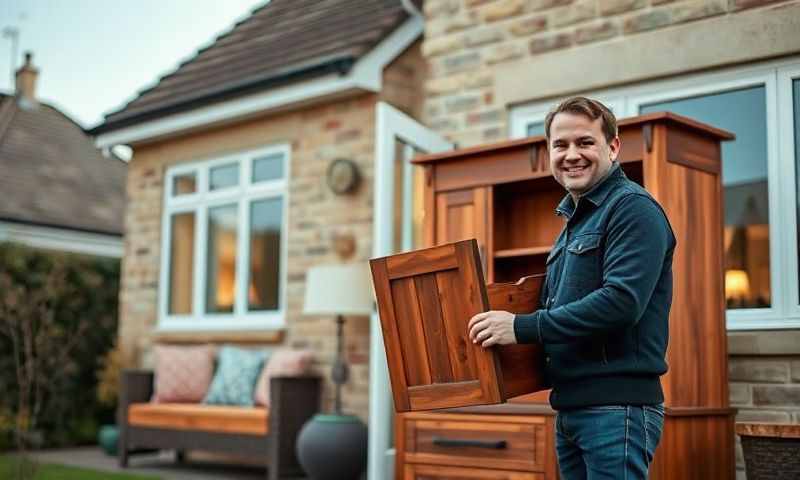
[[412, 111, 734, 165]]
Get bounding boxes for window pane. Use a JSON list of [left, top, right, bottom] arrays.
[[206, 204, 238, 313], [794, 79, 800, 302], [209, 163, 239, 190], [248, 198, 282, 311], [527, 121, 545, 137], [641, 86, 771, 309], [168, 212, 195, 314], [172, 173, 196, 196], [252, 154, 284, 183]]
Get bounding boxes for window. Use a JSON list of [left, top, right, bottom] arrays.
[[640, 87, 771, 310], [510, 57, 800, 329], [159, 145, 289, 330]]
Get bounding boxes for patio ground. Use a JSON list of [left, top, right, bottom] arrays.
[[27, 446, 300, 480]]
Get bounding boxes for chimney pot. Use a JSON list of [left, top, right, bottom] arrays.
[[15, 51, 39, 107]]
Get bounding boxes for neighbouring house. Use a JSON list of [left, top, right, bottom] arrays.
[[0, 53, 126, 257], [417, 0, 799, 477], [91, 0, 800, 479]]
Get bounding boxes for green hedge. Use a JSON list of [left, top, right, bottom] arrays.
[[0, 242, 120, 450]]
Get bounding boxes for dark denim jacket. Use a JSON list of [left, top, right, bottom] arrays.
[[514, 162, 676, 410]]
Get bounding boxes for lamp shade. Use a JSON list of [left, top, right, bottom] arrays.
[[303, 263, 374, 316]]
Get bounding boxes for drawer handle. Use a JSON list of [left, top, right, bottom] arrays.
[[432, 437, 508, 449]]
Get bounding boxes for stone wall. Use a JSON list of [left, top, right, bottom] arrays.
[[421, 0, 800, 147], [118, 43, 426, 422]]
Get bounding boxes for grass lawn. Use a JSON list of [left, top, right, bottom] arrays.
[[0, 455, 161, 480]]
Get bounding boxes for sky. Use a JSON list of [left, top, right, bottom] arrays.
[[0, 0, 267, 129]]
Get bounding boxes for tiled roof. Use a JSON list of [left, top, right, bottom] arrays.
[[94, 0, 410, 133], [0, 94, 126, 236]]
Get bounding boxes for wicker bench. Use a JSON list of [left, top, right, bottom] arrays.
[[118, 369, 321, 480]]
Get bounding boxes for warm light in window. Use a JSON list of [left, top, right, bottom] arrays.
[[725, 269, 751, 303]]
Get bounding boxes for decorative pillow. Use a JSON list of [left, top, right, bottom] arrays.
[[254, 349, 315, 407], [203, 346, 268, 406], [151, 344, 216, 403]]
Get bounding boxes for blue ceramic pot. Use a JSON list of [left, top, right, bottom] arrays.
[[98, 424, 119, 456]]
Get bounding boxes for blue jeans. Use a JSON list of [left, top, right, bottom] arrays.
[[555, 404, 664, 480]]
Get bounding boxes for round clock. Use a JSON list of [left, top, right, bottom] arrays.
[[326, 158, 360, 195]]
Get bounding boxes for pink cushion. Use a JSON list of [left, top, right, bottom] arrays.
[[254, 349, 314, 407], [151, 344, 216, 403]]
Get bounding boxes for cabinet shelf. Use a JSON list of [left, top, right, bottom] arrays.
[[494, 246, 552, 258]]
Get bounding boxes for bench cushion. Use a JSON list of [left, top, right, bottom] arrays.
[[128, 403, 269, 436]]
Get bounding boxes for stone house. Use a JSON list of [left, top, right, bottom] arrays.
[[92, 0, 799, 478]]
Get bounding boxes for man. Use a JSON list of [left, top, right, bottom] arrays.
[[468, 97, 675, 479]]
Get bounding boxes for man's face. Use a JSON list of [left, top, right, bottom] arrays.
[[548, 112, 620, 198]]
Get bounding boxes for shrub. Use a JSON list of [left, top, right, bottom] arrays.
[[0, 242, 120, 451]]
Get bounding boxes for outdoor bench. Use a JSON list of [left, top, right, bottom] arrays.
[[118, 369, 321, 480]]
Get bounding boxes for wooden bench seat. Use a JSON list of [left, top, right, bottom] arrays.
[[128, 403, 269, 436], [119, 370, 321, 479]]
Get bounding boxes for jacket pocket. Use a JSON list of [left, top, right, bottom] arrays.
[[564, 232, 603, 290]]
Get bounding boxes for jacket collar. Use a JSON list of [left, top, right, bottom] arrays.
[[555, 162, 624, 217]]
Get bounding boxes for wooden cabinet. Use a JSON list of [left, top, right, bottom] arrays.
[[394, 112, 736, 479]]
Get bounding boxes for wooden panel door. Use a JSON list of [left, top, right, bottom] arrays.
[[435, 187, 490, 278], [370, 239, 504, 412]]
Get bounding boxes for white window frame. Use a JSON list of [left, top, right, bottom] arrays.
[[509, 56, 800, 330], [157, 144, 290, 332]]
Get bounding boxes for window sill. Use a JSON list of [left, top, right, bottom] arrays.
[[727, 329, 800, 356], [152, 328, 285, 345]]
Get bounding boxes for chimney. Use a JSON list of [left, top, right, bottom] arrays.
[[15, 52, 39, 106]]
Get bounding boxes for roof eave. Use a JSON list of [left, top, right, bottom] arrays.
[[93, 14, 423, 148]]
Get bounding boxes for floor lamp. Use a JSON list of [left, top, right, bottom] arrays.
[[297, 262, 373, 480]]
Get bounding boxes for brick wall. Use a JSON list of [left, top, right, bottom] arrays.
[[421, 0, 799, 147]]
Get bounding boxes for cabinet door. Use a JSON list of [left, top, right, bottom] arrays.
[[435, 187, 490, 277], [404, 464, 544, 480], [370, 240, 502, 412]]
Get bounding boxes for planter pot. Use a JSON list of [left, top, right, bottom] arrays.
[[98, 424, 119, 456], [296, 414, 367, 480], [736, 422, 800, 480]]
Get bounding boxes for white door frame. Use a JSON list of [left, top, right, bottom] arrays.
[[369, 102, 452, 480]]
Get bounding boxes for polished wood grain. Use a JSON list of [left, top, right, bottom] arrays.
[[736, 422, 800, 438], [387, 243, 458, 280], [128, 403, 268, 436], [404, 464, 544, 480], [406, 418, 544, 472], [650, 412, 736, 480], [371, 240, 505, 412], [398, 411, 557, 480], [487, 275, 548, 398], [370, 257, 411, 411], [648, 124, 729, 408]]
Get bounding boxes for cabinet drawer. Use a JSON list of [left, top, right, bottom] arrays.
[[403, 415, 548, 472], [405, 464, 544, 479]]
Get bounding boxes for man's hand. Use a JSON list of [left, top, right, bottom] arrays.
[[468, 310, 517, 348]]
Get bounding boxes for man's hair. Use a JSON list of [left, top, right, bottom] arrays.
[[544, 96, 618, 142]]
